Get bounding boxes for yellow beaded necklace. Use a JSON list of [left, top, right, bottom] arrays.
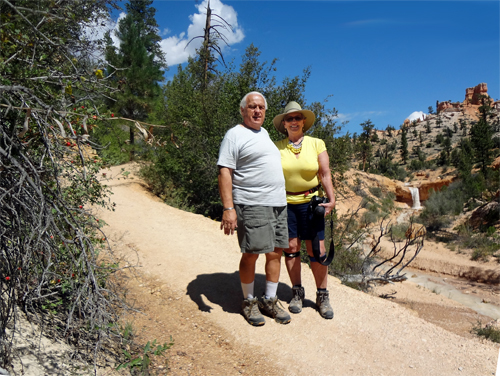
[[287, 137, 303, 154]]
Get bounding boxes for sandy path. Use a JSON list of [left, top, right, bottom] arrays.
[[94, 164, 499, 376]]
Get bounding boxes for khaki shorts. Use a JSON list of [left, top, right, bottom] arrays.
[[235, 205, 288, 254]]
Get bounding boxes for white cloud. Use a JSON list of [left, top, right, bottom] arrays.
[[93, 0, 244, 67], [407, 111, 427, 122], [159, 28, 171, 37], [335, 111, 386, 124], [160, 0, 244, 66], [109, 12, 126, 47], [80, 13, 120, 61]]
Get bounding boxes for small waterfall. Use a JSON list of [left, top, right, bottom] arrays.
[[409, 187, 421, 209]]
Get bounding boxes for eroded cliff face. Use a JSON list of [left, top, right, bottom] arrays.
[[436, 83, 494, 118], [346, 170, 456, 206]]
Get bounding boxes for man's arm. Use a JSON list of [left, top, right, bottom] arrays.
[[218, 166, 237, 235]]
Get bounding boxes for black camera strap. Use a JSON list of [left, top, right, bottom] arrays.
[[311, 211, 335, 266]]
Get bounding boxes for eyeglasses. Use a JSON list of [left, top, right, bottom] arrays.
[[284, 116, 304, 122]]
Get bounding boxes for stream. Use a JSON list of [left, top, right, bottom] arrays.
[[405, 270, 500, 319]]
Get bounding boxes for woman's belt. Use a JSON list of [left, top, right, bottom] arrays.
[[286, 184, 321, 197]]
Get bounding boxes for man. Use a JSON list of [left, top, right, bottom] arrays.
[[218, 91, 291, 326]]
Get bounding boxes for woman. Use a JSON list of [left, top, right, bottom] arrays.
[[273, 101, 336, 319]]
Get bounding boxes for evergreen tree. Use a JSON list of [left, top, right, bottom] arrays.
[[443, 136, 452, 160], [399, 124, 409, 164], [457, 138, 474, 177], [356, 120, 374, 171], [141, 44, 345, 217], [435, 114, 443, 128], [470, 115, 494, 176], [425, 120, 431, 134], [105, 0, 167, 159]]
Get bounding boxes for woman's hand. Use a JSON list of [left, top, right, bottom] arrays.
[[320, 200, 336, 216]]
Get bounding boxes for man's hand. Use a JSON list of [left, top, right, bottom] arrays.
[[221, 209, 237, 235]]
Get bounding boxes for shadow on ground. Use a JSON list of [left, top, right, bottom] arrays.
[[186, 272, 315, 314]]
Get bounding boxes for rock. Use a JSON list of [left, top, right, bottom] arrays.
[[418, 176, 456, 201], [464, 83, 489, 105], [468, 200, 500, 230], [346, 170, 457, 205], [436, 83, 493, 120], [491, 156, 500, 170]]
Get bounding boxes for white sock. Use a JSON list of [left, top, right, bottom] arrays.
[[265, 281, 278, 299], [241, 281, 254, 299]]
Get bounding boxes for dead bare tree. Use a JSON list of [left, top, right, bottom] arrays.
[[362, 220, 425, 286], [185, 0, 233, 85], [327, 200, 426, 290]]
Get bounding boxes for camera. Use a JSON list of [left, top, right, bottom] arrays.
[[309, 195, 328, 218]]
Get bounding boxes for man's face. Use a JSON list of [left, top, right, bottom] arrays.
[[241, 94, 266, 130]]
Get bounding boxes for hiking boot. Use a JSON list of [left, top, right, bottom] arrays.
[[288, 286, 305, 314], [261, 296, 291, 324], [316, 290, 334, 319], [242, 297, 265, 326]]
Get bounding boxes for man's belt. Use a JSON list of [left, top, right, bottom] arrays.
[[286, 184, 321, 197]]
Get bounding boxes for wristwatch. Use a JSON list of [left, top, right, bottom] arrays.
[[223, 207, 234, 211]]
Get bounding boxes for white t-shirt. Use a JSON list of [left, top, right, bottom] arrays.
[[217, 125, 286, 206]]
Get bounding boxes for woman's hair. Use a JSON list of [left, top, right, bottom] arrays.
[[240, 91, 268, 110]]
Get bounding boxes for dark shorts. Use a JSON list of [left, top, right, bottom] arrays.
[[235, 205, 288, 254], [287, 202, 325, 241]]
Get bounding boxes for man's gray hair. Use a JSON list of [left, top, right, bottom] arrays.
[[240, 91, 268, 110]]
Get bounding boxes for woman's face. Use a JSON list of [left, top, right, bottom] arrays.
[[283, 112, 305, 136]]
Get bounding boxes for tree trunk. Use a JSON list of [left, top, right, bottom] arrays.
[[129, 125, 135, 161]]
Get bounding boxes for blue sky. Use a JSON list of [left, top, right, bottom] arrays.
[[109, 0, 499, 136]]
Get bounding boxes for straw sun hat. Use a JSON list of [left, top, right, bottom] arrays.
[[272, 101, 316, 135]]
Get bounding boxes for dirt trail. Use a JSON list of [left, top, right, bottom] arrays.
[[94, 164, 500, 376]]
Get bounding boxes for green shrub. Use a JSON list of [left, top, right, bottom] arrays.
[[418, 182, 466, 231], [329, 246, 365, 277], [472, 321, 500, 343], [470, 237, 500, 261], [369, 186, 383, 198], [389, 223, 410, 242], [409, 159, 424, 171], [380, 193, 396, 213], [362, 210, 379, 225], [91, 123, 132, 165], [395, 166, 408, 181]]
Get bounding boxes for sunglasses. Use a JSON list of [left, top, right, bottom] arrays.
[[284, 116, 304, 122]]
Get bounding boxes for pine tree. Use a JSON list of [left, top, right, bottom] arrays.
[[105, 0, 167, 159], [356, 120, 374, 171], [400, 125, 409, 164], [470, 114, 494, 176]]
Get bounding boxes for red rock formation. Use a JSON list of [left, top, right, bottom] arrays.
[[436, 83, 492, 118], [437, 101, 461, 113], [464, 83, 489, 105], [393, 176, 456, 204], [417, 176, 456, 201]]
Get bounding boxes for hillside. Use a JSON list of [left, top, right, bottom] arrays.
[[366, 83, 499, 171], [94, 164, 499, 376]]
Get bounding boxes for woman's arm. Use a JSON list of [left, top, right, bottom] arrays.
[[317, 151, 336, 215]]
